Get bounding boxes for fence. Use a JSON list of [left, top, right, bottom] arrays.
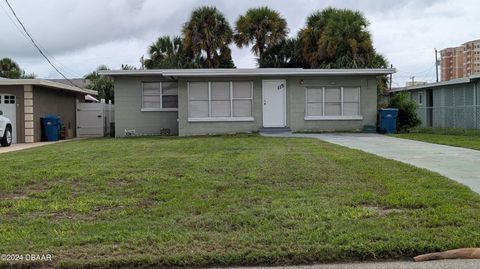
[[417, 105, 480, 131], [76, 101, 115, 138], [411, 81, 480, 133]]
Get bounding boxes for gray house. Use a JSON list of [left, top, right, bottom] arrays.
[[100, 68, 395, 136], [390, 74, 480, 129]]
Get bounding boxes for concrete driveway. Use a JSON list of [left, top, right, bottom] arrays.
[[0, 141, 61, 154], [263, 132, 480, 194]]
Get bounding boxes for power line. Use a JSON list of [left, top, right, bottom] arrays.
[[2, 0, 81, 88]]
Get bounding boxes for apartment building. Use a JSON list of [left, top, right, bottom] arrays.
[[440, 39, 480, 81]]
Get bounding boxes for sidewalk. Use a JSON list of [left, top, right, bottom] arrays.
[[0, 141, 62, 154]]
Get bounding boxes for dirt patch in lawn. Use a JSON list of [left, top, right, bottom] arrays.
[[362, 205, 403, 216]]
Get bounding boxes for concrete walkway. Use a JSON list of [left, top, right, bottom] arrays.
[[0, 141, 62, 154], [220, 260, 480, 269], [262, 132, 480, 194]]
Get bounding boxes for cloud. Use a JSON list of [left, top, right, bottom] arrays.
[[0, 0, 478, 85]]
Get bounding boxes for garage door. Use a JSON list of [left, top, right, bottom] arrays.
[[0, 94, 17, 144]]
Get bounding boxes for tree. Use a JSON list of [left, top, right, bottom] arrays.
[[0, 57, 36, 79], [389, 92, 421, 132], [234, 7, 288, 58], [85, 65, 114, 102], [144, 36, 196, 69], [299, 8, 376, 68], [370, 53, 390, 96], [121, 64, 136, 70], [258, 38, 304, 68], [182, 6, 235, 68]]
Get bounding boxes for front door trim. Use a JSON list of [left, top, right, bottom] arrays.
[[262, 79, 286, 127]]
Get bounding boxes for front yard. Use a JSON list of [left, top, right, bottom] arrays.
[[1, 135, 480, 268], [394, 132, 480, 150]]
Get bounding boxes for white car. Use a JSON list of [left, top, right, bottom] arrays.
[[0, 110, 12, 147]]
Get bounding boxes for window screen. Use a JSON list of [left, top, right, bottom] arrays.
[[211, 82, 231, 117], [142, 82, 161, 109], [306, 87, 360, 117], [188, 82, 209, 118], [162, 82, 178, 108], [188, 81, 253, 119], [142, 82, 178, 110]]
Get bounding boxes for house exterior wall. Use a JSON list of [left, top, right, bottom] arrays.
[[288, 76, 377, 132], [33, 86, 80, 142], [113, 74, 380, 137], [0, 85, 25, 143], [114, 76, 178, 137], [177, 75, 378, 136]]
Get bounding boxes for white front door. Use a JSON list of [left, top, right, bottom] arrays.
[[262, 80, 286, 127], [0, 94, 17, 144]]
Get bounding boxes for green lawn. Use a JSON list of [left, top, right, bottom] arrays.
[[1, 135, 480, 268], [394, 133, 480, 150]]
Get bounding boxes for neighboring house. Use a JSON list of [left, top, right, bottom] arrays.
[[0, 79, 96, 143], [389, 74, 480, 129], [47, 78, 91, 89], [100, 68, 395, 137]]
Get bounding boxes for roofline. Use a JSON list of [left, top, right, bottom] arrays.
[[0, 79, 96, 95], [389, 75, 479, 93], [99, 68, 396, 77]]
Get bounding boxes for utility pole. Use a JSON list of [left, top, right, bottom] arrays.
[[389, 64, 393, 90], [140, 55, 145, 70], [410, 76, 415, 86], [435, 48, 439, 82]]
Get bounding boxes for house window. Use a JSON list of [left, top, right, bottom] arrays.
[[188, 81, 253, 121], [305, 87, 361, 120], [142, 82, 178, 111], [418, 92, 423, 105]]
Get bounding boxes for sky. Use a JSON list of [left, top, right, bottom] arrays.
[[0, 0, 478, 87]]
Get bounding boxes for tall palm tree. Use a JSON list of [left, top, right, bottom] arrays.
[[0, 58, 22, 78], [0, 58, 35, 78], [145, 36, 193, 69], [258, 38, 303, 68], [182, 6, 234, 68], [299, 8, 375, 68], [234, 7, 288, 58]]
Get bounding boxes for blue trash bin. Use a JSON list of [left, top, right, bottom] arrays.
[[41, 115, 60, 141], [378, 108, 399, 134]]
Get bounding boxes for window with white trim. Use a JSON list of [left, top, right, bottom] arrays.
[[188, 81, 253, 121], [142, 82, 178, 111], [306, 87, 361, 119], [418, 91, 423, 105]]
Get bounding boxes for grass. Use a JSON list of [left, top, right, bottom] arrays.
[[1, 135, 480, 268], [394, 128, 480, 150]]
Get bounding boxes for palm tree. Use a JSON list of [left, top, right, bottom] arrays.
[[258, 38, 303, 68], [299, 8, 375, 68], [0, 58, 22, 78], [182, 6, 234, 68], [0, 58, 36, 78], [145, 36, 193, 69], [234, 7, 288, 58]]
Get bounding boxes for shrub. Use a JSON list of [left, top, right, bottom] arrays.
[[389, 92, 421, 132]]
